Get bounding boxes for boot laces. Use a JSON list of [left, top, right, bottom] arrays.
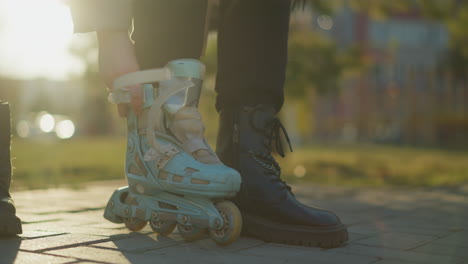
[[249, 109, 293, 191]]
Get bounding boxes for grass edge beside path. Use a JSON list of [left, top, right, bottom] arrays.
[[10, 137, 468, 190]]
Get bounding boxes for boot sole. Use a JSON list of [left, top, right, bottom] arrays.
[[242, 213, 348, 248], [0, 214, 22, 237]]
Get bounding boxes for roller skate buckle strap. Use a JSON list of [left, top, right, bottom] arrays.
[[108, 68, 170, 104], [109, 59, 205, 105]]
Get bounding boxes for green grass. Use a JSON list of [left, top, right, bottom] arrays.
[[279, 143, 468, 188], [9, 137, 468, 190], [11, 137, 127, 190]]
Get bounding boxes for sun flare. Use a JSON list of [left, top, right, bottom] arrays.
[[0, 0, 85, 80]]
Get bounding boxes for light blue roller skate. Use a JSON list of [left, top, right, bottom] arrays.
[[103, 59, 242, 245]]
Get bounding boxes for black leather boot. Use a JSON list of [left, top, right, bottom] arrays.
[[0, 102, 22, 236], [217, 105, 348, 248]]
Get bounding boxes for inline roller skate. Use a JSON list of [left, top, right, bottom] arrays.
[[103, 59, 242, 245]]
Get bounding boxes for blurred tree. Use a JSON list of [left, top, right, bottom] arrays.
[[297, 0, 468, 82], [285, 28, 364, 98], [203, 7, 366, 99], [418, 0, 468, 81]]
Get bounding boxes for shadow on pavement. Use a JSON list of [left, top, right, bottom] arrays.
[[109, 232, 181, 262], [0, 236, 21, 264]]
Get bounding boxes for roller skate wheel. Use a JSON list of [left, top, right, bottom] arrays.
[[122, 194, 146, 231], [209, 201, 242, 246], [150, 213, 176, 236], [177, 223, 207, 242], [124, 217, 147, 232]]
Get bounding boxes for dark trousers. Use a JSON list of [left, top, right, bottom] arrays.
[[0, 102, 11, 198], [132, 0, 291, 112]]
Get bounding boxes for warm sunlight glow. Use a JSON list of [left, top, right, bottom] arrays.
[[0, 0, 85, 80]]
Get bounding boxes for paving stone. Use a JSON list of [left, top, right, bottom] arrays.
[[20, 230, 68, 239], [355, 232, 437, 250], [51, 246, 133, 264], [90, 232, 182, 253], [78, 238, 271, 264], [0, 237, 76, 263], [19, 233, 111, 252], [398, 214, 466, 229], [6, 182, 468, 263], [382, 217, 463, 231], [238, 243, 378, 264], [347, 222, 429, 236], [432, 231, 468, 246], [1, 238, 24, 263], [3, 251, 75, 264], [23, 218, 147, 238], [347, 232, 373, 243], [142, 243, 311, 264], [61, 262, 99, 264], [22, 219, 112, 235], [47, 210, 106, 223], [192, 237, 266, 252], [18, 213, 65, 224], [372, 259, 421, 264], [349, 222, 455, 238], [348, 224, 387, 235], [413, 241, 468, 259], [334, 244, 463, 264], [85, 221, 130, 230]]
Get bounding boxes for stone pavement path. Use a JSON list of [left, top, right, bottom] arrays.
[[1, 180, 467, 264]]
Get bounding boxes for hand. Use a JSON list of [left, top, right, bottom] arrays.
[[97, 31, 143, 116]]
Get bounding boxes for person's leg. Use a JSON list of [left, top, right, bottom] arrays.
[[215, 0, 348, 248], [132, 0, 208, 70], [0, 102, 22, 236], [133, 0, 207, 154], [131, 0, 224, 165], [215, 0, 289, 112]]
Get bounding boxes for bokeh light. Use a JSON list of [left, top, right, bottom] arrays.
[[38, 112, 55, 133], [293, 165, 306, 178], [16, 120, 30, 138], [317, 15, 333, 30], [55, 120, 75, 139]]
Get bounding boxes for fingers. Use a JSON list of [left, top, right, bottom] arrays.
[[114, 84, 142, 118], [117, 104, 128, 118], [129, 84, 144, 116]]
